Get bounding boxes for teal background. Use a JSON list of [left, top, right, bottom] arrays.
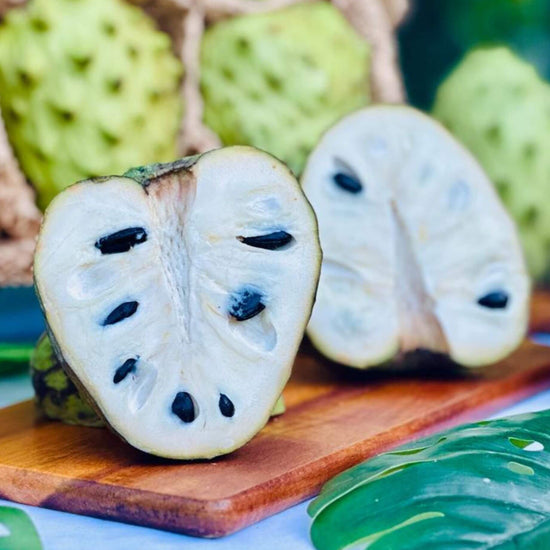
[[0, 287, 44, 344]]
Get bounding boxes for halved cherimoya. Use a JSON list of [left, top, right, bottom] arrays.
[[302, 106, 530, 369], [34, 146, 321, 459]]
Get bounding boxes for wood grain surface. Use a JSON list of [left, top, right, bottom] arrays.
[[1, 299, 550, 537]]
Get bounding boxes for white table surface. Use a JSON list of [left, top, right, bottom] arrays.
[[2, 336, 550, 550]]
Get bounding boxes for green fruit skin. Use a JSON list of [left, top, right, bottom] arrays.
[[433, 47, 550, 283], [0, 0, 183, 210], [200, 2, 370, 175], [30, 333, 104, 427]]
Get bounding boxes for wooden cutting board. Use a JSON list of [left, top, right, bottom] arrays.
[[1, 298, 550, 538]]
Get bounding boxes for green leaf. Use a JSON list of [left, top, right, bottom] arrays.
[[309, 410, 550, 550], [0, 343, 34, 375], [0, 507, 42, 550]]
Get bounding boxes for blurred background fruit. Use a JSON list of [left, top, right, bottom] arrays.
[[0, 0, 183, 210], [200, 2, 370, 175]]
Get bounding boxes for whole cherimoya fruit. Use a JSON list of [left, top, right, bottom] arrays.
[[433, 47, 550, 282], [0, 0, 182, 210], [200, 2, 370, 176], [302, 106, 530, 369], [33, 147, 321, 459]]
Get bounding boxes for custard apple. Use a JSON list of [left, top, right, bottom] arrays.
[[34, 147, 320, 459], [302, 106, 530, 369], [200, 1, 370, 176], [30, 332, 285, 427], [433, 47, 550, 282], [0, 0, 182, 210]]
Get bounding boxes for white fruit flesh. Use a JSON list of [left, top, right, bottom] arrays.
[[302, 106, 529, 369], [34, 147, 321, 458]]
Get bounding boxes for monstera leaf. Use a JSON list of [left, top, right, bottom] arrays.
[[309, 410, 550, 550], [0, 507, 42, 550], [0, 343, 33, 375]]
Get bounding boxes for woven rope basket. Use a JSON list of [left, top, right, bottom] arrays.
[[0, 0, 408, 287]]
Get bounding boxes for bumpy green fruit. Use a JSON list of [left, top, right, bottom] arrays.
[[433, 47, 550, 282], [200, 2, 370, 175], [30, 333, 103, 427], [0, 0, 182, 209]]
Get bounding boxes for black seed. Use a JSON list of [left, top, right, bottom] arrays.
[[95, 227, 147, 254], [238, 230, 293, 250], [229, 288, 265, 321], [102, 301, 139, 326], [478, 290, 509, 309], [333, 172, 363, 194], [113, 358, 137, 384], [219, 394, 235, 417], [172, 392, 196, 423]]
